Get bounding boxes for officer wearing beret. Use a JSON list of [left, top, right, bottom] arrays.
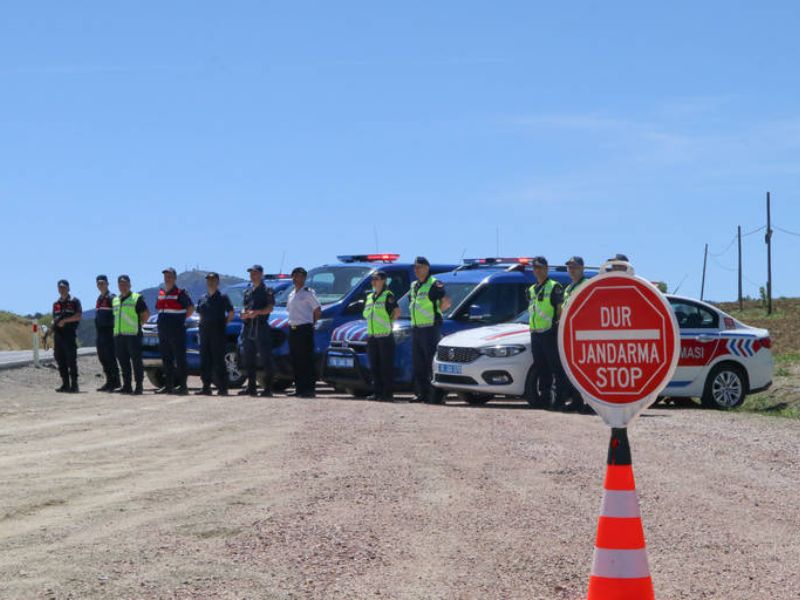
[[113, 275, 149, 394], [52, 279, 83, 393], [195, 272, 235, 396], [409, 256, 450, 403], [286, 266, 321, 398], [239, 264, 276, 397], [526, 256, 568, 410], [363, 270, 400, 401], [94, 274, 120, 392], [155, 267, 194, 395]]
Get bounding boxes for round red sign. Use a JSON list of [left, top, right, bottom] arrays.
[[559, 272, 679, 425]]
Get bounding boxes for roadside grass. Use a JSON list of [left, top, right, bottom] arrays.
[[739, 351, 800, 419]]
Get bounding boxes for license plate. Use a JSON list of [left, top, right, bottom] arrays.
[[438, 363, 462, 375], [328, 356, 355, 369]]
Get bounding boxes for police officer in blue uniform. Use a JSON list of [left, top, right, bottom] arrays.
[[155, 267, 194, 395], [409, 257, 450, 403], [239, 264, 276, 397], [195, 272, 235, 396], [52, 279, 83, 393], [94, 274, 120, 392]]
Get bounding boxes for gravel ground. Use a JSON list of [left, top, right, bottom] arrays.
[[1, 357, 799, 599]]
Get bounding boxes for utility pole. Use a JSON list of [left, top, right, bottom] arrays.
[[737, 225, 743, 311], [700, 243, 708, 301], [766, 192, 773, 315]]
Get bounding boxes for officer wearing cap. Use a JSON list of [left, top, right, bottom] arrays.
[[606, 253, 631, 272], [239, 264, 276, 397], [363, 270, 400, 401], [195, 272, 235, 396], [94, 275, 120, 392], [113, 275, 149, 394], [155, 267, 194, 395], [409, 256, 450, 403], [286, 266, 321, 398], [564, 256, 588, 303], [52, 279, 83, 393], [526, 257, 568, 410]]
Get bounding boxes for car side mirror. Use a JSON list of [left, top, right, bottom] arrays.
[[346, 298, 365, 314], [467, 304, 488, 322]]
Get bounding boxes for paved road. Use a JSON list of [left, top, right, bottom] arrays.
[[0, 347, 95, 370]]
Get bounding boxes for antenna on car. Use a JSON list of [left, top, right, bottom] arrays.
[[279, 251, 286, 276], [672, 273, 688, 294]]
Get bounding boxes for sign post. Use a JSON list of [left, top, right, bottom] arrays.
[[558, 264, 679, 599], [32, 320, 40, 368]]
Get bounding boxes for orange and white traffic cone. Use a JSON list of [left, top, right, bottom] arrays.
[[587, 428, 655, 600]]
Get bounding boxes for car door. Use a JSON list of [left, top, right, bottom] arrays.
[[667, 298, 722, 393]]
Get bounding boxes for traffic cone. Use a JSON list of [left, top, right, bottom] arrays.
[[587, 428, 655, 600]]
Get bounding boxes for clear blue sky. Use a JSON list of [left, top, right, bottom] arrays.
[[2, 1, 799, 314]]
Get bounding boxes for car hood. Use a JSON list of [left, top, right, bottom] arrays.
[[331, 319, 369, 342], [440, 323, 530, 348]]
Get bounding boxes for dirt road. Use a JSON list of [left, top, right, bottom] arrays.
[[1, 358, 798, 599]]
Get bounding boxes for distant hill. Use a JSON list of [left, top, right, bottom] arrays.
[[76, 270, 245, 347], [0, 311, 35, 350]]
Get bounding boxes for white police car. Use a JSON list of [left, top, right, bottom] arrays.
[[431, 295, 773, 409]]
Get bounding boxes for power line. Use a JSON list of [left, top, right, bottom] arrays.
[[741, 224, 766, 237], [775, 225, 800, 238], [709, 234, 737, 257]]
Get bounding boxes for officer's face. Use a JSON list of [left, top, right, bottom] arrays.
[[293, 273, 307, 287], [57, 284, 69, 297], [206, 278, 219, 293], [96, 280, 108, 294], [533, 265, 548, 281], [371, 277, 385, 292], [163, 272, 176, 289], [567, 264, 584, 282], [249, 270, 262, 285], [118, 280, 131, 295], [414, 264, 429, 280]]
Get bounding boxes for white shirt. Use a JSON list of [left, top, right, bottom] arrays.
[[287, 286, 321, 325]]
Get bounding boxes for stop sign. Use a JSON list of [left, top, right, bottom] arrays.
[[558, 270, 679, 427]]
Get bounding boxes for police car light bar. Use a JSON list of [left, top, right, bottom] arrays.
[[337, 253, 400, 263], [264, 273, 291, 279], [462, 257, 534, 265]]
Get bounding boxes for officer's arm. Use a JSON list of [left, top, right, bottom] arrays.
[[140, 309, 150, 323], [391, 307, 401, 320], [440, 296, 451, 312], [183, 293, 195, 319], [312, 306, 322, 324], [59, 311, 82, 325]]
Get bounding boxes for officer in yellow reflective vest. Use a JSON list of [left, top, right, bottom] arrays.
[[409, 256, 450, 403], [363, 270, 400, 401], [526, 256, 568, 410], [113, 275, 150, 395]]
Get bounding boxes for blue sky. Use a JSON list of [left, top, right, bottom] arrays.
[[1, 1, 799, 314]]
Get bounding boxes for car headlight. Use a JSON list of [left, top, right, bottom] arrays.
[[315, 318, 334, 331], [478, 345, 526, 358], [392, 323, 411, 343]]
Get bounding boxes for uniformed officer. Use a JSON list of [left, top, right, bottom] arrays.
[[52, 280, 83, 393], [113, 275, 150, 395], [94, 274, 120, 392], [239, 264, 276, 397], [409, 256, 450, 403], [155, 267, 194, 395], [286, 266, 321, 398], [363, 270, 400, 401], [526, 256, 568, 410], [607, 253, 631, 272], [195, 272, 235, 396], [563, 256, 588, 304]]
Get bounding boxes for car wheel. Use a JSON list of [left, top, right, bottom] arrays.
[[457, 392, 493, 405], [702, 363, 747, 409], [224, 344, 247, 389], [145, 368, 165, 388]]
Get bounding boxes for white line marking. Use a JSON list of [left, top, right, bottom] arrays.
[[575, 329, 661, 341]]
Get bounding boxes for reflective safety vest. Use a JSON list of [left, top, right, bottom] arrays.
[[156, 287, 187, 315], [409, 277, 440, 328], [564, 276, 587, 302], [363, 290, 393, 336], [113, 293, 141, 336], [528, 279, 558, 332]]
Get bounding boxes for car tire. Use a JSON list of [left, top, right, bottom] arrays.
[[224, 344, 247, 389], [145, 368, 165, 388], [457, 392, 493, 405], [701, 363, 747, 410]]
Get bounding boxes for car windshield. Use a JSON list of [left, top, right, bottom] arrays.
[[397, 281, 479, 319], [274, 266, 372, 306], [514, 310, 529, 324], [225, 287, 245, 310]]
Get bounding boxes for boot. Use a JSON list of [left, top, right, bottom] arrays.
[[259, 379, 273, 397], [133, 382, 143, 395], [97, 380, 112, 392], [119, 383, 133, 394], [217, 388, 229, 396], [194, 387, 213, 396], [69, 377, 79, 394], [56, 377, 70, 393]]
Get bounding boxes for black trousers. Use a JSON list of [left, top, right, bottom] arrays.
[[367, 335, 396, 398], [241, 320, 274, 390], [158, 325, 187, 388], [530, 329, 567, 406], [412, 325, 440, 399], [115, 335, 143, 387], [54, 330, 78, 384], [96, 326, 118, 383], [289, 324, 315, 395], [200, 324, 229, 390]]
